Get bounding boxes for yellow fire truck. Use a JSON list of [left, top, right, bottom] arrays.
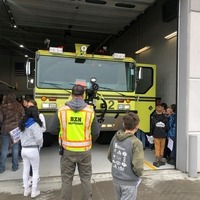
[[26, 44, 156, 144]]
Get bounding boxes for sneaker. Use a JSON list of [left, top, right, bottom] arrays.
[[0, 168, 5, 174], [31, 189, 40, 198], [24, 188, 31, 196], [153, 161, 160, 168]]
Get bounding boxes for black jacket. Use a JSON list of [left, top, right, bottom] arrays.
[[150, 113, 169, 138]]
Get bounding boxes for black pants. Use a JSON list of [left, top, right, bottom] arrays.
[[163, 138, 171, 159], [29, 165, 33, 176]]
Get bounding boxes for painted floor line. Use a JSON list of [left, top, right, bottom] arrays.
[[144, 160, 157, 170]]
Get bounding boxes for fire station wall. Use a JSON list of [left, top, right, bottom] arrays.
[[110, 0, 200, 174], [177, 0, 200, 173], [0, 54, 32, 97], [109, 0, 177, 106]]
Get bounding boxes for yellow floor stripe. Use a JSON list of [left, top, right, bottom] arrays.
[[144, 160, 157, 170]]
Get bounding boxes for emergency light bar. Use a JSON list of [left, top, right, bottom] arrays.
[[112, 53, 125, 59]]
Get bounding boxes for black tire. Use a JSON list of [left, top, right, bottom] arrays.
[[43, 132, 53, 147], [96, 131, 115, 144]]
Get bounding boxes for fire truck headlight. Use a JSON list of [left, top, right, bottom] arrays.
[[118, 104, 130, 110], [42, 103, 57, 109]]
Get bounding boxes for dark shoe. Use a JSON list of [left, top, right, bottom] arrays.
[[7, 153, 12, 157], [167, 159, 175, 165], [164, 156, 170, 161], [12, 167, 18, 172], [159, 160, 166, 166], [153, 161, 160, 167], [0, 168, 5, 174]]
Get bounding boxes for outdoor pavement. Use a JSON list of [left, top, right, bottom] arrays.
[[1, 169, 200, 200], [0, 143, 200, 199]]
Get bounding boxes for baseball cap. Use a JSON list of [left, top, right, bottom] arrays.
[[72, 84, 84, 95]]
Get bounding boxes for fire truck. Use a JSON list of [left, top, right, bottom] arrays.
[[26, 44, 156, 144]]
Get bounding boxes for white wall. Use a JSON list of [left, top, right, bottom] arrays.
[[109, 0, 177, 106], [187, 1, 200, 172]]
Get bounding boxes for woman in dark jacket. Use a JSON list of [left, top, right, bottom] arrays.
[[0, 92, 24, 173]]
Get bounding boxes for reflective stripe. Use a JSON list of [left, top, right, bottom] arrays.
[[85, 111, 92, 141], [58, 105, 94, 151], [62, 140, 92, 147]]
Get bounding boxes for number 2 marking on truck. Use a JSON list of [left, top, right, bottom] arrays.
[[108, 100, 114, 109]]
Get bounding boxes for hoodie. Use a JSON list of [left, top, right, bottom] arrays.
[[49, 98, 100, 141], [107, 130, 144, 186], [20, 120, 43, 148], [151, 113, 169, 138]]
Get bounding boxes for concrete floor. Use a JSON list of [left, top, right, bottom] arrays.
[[0, 142, 174, 182]]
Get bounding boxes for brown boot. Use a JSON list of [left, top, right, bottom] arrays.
[[159, 156, 166, 166], [153, 157, 160, 167]]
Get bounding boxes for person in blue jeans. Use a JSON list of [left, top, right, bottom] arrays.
[[136, 129, 146, 149], [0, 134, 19, 172], [0, 93, 24, 174]]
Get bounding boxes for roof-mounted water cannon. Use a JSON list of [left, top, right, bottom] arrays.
[[85, 78, 107, 124], [85, 77, 99, 106]]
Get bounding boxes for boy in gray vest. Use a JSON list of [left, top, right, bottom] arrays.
[[108, 112, 144, 200]]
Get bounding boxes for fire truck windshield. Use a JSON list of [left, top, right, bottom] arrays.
[[36, 55, 135, 92]]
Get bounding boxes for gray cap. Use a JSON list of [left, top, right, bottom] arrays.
[[72, 84, 84, 95]]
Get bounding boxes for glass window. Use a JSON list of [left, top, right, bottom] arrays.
[[36, 55, 135, 92], [135, 67, 153, 94]]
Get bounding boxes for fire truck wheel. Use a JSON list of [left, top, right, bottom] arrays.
[[96, 131, 115, 144], [43, 132, 53, 147]]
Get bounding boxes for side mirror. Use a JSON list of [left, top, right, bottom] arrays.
[[135, 67, 143, 94], [26, 61, 31, 75], [25, 60, 34, 89], [138, 67, 143, 80]]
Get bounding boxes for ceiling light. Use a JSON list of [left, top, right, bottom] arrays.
[[115, 3, 135, 8], [25, 55, 28, 57], [19, 44, 24, 48], [135, 46, 150, 54], [85, 0, 106, 5], [164, 31, 177, 40]]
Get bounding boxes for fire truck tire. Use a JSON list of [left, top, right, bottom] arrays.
[[96, 131, 115, 144], [43, 132, 53, 147]]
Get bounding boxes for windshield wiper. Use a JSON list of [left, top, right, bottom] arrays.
[[39, 82, 71, 94], [98, 86, 127, 97], [0, 80, 17, 90]]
